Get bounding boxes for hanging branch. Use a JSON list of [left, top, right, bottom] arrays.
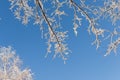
[[70, 0, 96, 32], [70, 0, 105, 49], [36, 0, 69, 61], [36, 0, 61, 47]]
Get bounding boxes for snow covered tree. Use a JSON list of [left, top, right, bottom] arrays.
[[0, 46, 33, 80], [8, 0, 120, 61]]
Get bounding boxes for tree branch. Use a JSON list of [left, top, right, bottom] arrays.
[[36, 0, 61, 47], [70, 0, 97, 32]]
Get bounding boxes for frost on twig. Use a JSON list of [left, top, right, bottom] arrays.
[[9, 0, 33, 24], [0, 46, 33, 80], [105, 38, 120, 56], [101, 0, 120, 25], [73, 7, 82, 36]]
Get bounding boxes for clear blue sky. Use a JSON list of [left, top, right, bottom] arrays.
[[1, 0, 120, 80]]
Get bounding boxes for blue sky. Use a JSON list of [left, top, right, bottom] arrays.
[[1, 0, 120, 80]]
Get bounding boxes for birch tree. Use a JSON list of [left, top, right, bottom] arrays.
[[0, 46, 33, 80], [8, 0, 120, 61]]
